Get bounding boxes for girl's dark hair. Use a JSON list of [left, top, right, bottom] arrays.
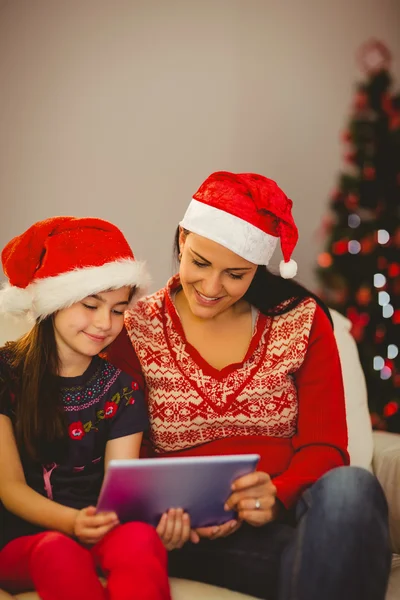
[[1, 318, 67, 464], [174, 227, 333, 324]]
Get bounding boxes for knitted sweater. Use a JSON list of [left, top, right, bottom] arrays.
[[107, 275, 349, 509]]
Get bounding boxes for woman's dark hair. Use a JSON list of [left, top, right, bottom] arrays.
[[1, 318, 67, 463], [174, 227, 333, 325]]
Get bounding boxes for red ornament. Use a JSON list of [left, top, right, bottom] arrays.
[[355, 286, 372, 306], [345, 194, 359, 210], [378, 257, 388, 270], [342, 130, 352, 142], [360, 236, 376, 254], [383, 402, 399, 418], [332, 240, 348, 255], [388, 263, 400, 278], [347, 307, 370, 342], [370, 412, 383, 428], [344, 151, 357, 164], [363, 166, 376, 180], [354, 91, 369, 111], [374, 326, 386, 343], [393, 280, 400, 296], [393, 310, 400, 325], [381, 93, 394, 116], [389, 114, 400, 131]]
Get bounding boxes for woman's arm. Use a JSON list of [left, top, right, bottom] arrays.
[[271, 304, 349, 508], [0, 414, 78, 535], [225, 304, 349, 524]]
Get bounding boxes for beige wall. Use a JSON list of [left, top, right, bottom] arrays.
[[0, 0, 399, 292]]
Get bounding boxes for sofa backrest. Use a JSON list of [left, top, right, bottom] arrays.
[[330, 309, 373, 470]]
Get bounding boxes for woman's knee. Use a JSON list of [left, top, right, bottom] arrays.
[[308, 466, 388, 524]]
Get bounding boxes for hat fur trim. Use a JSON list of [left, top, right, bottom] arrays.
[[0, 258, 150, 320], [180, 199, 278, 265]]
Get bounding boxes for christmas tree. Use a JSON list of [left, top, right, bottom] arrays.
[[316, 40, 400, 433]]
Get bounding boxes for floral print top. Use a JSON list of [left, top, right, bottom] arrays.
[[0, 352, 148, 549]]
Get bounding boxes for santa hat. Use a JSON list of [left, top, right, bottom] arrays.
[[0, 216, 150, 320], [180, 171, 299, 278]]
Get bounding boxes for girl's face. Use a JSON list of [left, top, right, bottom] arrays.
[[53, 287, 131, 367], [179, 230, 257, 320]]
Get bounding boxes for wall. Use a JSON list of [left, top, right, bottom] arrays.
[[0, 0, 399, 292]]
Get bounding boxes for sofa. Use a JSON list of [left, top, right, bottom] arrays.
[[0, 309, 399, 600]]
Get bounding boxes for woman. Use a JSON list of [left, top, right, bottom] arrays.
[[107, 171, 391, 600]]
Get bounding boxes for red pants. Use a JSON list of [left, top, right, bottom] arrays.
[[0, 522, 171, 600]]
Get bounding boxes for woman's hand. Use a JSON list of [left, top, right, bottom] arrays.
[[156, 508, 194, 550], [73, 506, 120, 545], [224, 471, 280, 527], [192, 519, 241, 541]]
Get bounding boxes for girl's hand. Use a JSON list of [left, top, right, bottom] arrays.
[[156, 508, 193, 550], [192, 519, 241, 541], [73, 506, 119, 545], [224, 471, 280, 527]]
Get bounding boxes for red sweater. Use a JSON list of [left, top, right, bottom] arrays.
[[106, 276, 349, 509]]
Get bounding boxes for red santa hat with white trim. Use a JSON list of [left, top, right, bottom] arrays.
[[180, 171, 299, 278], [0, 216, 150, 320]]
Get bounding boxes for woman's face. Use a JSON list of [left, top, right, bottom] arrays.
[[179, 230, 257, 320]]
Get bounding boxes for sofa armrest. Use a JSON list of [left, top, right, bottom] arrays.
[[372, 431, 400, 554]]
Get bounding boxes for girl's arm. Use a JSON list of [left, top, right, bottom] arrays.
[[104, 431, 143, 468], [0, 414, 124, 544], [0, 414, 78, 535]]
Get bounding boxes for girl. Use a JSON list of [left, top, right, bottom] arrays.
[[107, 172, 391, 600], [0, 217, 171, 600]]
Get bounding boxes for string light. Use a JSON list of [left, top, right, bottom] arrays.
[[348, 240, 361, 254], [373, 273, 386, 288], [383, 304, 394, 319], [387, 344, 399, 359], [373, 356, 385, 370], [380, 366, 392, 380], [377, 229, 390, 244], [348, 214, 361, 228], [378, 291, 390, 306]]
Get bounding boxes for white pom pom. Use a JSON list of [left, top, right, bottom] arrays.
[[0, 283, 32, 316], [279, 259, 298, 279]]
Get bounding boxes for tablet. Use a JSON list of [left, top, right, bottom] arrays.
[[97, 454, 260, 528]]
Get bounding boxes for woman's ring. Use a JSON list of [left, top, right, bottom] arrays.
[[255, 499, 261, 510]]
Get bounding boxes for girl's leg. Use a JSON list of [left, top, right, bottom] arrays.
[[279, 466, 392, 600], [0, 531, 106, 600], [92, 521, 171, 600]]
